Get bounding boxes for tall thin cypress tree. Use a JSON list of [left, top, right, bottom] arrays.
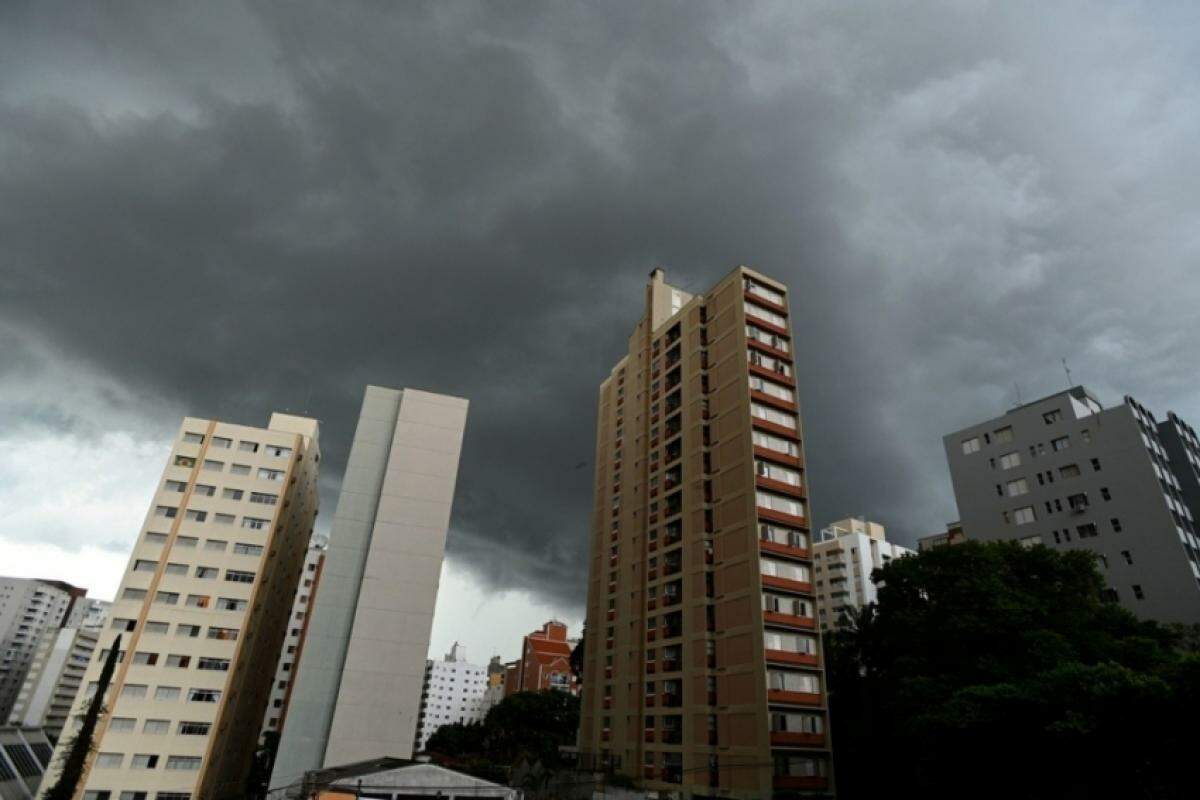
[[44, 633, 122, 800]]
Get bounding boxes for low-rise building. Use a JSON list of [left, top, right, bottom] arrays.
[[507, 621, 577, 695], [917, 521, 967, 552], [813, 517, 913, 631]]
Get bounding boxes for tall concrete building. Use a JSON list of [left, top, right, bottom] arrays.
[[0, 578, 86, 723], [944, 386, 1200, 623], [272, 387, 468, 792], [413, 643, 488, 753], [812, 517, 913, 631], [39, 412, 322, 800], [8, 625, 102, 743], [578, 268, 833, 798], [259, 543, 326, 743]]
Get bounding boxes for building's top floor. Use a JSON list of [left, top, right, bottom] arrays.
[[816, 516, 887, 544]]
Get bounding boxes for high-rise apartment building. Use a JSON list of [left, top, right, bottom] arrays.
[[812, 517, 913, 631], [414, 643, 488, 752], [8, 625, 102, 742], [39, 412, 322, 800], [0, 578, 86, 722], [578, 268, 833, 797], [944, 386, 1200, 623], [259, 543, 326, 742], [272, 386, 468, 792]]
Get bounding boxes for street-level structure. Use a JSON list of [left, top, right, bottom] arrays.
[[39, 412, 323, 800], [272, 387, 468, 793], [812, 518, 913, 631], [578, 268, 833, 798], [944, 386, 1200, 623]]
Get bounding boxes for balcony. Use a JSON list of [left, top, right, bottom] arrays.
[[770, 731, 825, 747], [759, 539, 809, 560], [761, 575, 813, 594], [661, 728, 682, 745], [765, 649, 819, 667], [767, 689, 823, 706], [763, 611, 816, 630]]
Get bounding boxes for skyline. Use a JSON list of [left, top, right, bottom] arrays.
[[4, 2, 1200, 663]]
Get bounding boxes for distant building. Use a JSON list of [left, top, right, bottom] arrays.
[[261, 543, 327, 742], [509, 621, 577, 695], [917, 521, 967, 552], [7, 625, 101, 742], [0, 578, 86, 722], [0, 725, 55, 799], [65, 598, 112, 631], [813, 517, 913, 631], [944, 386, 1200, 623], [480, 655, 507, 711], [413, 643, 488, 752]]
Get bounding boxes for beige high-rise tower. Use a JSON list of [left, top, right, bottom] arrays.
[[39, 412, 321, 800], [578, 268, 833, 798]]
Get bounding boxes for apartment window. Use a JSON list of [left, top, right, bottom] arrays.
[[193, 483, 216, 497], [108, 717, 136, 732], [756, 459, 802, 486], [205, 539, 228, 552], [1101, 487, 1111, 501], [165, 480, 187, 493], [760, 558, 811, 583], [155, 505, 178, 519], [225, 570, 256, 584], [175, 535, 198, 548], [257, 468, 284, 481], [143, 621, 168, 635], [222, 488, 244, 501], [242, 517, 269, 530], [994, 426, 1014, 444], [156, 794, 192, 800], [145, 532, 168, 545], [166, 756, 202, 771], [1132, 584, 1145, 600], [961, 437, 981, 455], [767, 669, 820, 694], [1111, 517, 1123, 532], [265, 444, 293, 458], [1051, 436, 1070, 452], [164, 562, 187, 575], [184, 509, 207, 522], [120, 794, 148, 800], [154, 591, 180, 605], [233, 543, 263, 556], [1121, 550, 1133, 565], [195, 566, 218, 579], [213, 513, 235, 525], [131, 754, 159, 769], [176, 623, 202, 637], [165, 654, 191, 668], [84, 793, 112, 800], [121, 684, 148, 698], [182, 432, 205, 444], [1077, 523, 1099, 539], [1081, 428, 1092, 443], [1060, 464, 1080, 479], [174, 455, 195, 468], [238, 440, 259, 453], [211, 436, 232, 449], [763, 631, 817, 654], [230, 464, 251, 476], [1067, 493, 1089, 511], [999, 451, 1021, 470], [751, 403, 797, 430], [94, 752, 123, 769], [202, 460, 224, 472], [749, 375, 796, 403], [207, 626, 239, 641], [131, 651, 158, 666], [249, 492, 278, 505], [179, 721, 211, 735], [753, 430, 800, 456], [757, 491, 805, 519], [1043, 410, 1063, 424], [187, 688, 221, 702], [133, 559, 158, 573], [197, 657, 230, 671], [1091, 458, 1102, 471], [1006, 478, 1029, 497], [216, 597, 247, 612], [770, 711, 823, 734], [1019, 534, 1042, 548], [1010, 506, 1035, 525], [154, 686, 180, 701]]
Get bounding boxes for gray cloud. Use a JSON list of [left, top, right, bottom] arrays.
[[2, 0, 1200, 610]]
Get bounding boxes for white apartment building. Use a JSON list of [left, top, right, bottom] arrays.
[[8, 625, 102, 743], [414, 643, 488, 752], [813, 517, 914, 631], [260, 542, 326, 742], [39, 412, 322, 800], [0, 578, 83, 722]]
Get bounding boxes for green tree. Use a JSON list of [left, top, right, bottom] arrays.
[[825, 542, 1194, 800], [44, 634, 122, 800]]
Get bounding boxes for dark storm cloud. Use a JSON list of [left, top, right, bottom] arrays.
[[3, 1, 1200, 609]]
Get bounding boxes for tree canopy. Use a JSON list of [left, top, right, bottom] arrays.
[[826, 541, 1199, 800]]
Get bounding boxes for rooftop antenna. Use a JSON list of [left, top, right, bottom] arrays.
[[1062, 358, 1074, 390]]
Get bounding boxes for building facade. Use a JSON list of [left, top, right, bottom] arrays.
[[0, 725, 56, 799], [414, 643, 488, 752], [39, 412, 323, 800], [944, 386, 1200, 623], [260, 543, 326, 742], [916, 521, 966, 552], [272, 387, 468, 792], [0, 579, 86, 723], [506, 621, 578, 696], [8, 625, 102, 742], [578, 268, 833, 798], [812, 518, 913, 632]]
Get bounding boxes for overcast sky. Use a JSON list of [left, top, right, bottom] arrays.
[[3, 1, 1199, 661]]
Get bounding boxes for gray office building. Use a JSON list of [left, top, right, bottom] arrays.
[[944, 386, 1200, 624], [271, 386, 469, 793]]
